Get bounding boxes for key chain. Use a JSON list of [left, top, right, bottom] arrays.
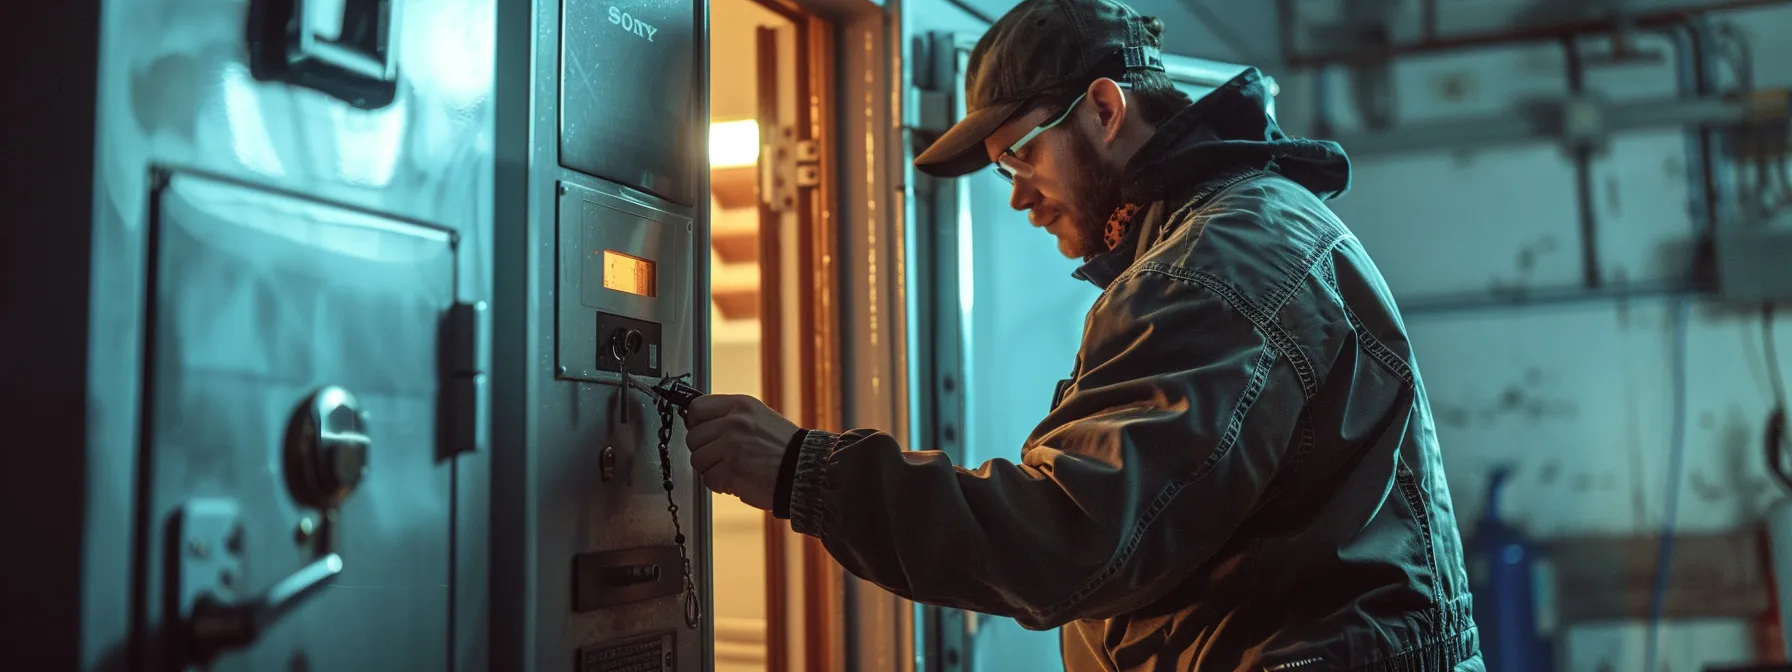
[[617, 357, 703, 630]]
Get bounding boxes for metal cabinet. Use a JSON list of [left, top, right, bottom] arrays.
[[493, 0, 714, 670], [14, 0, 715, 667], [20, 0, 497, 668]]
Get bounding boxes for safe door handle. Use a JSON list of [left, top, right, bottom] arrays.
[[189, 553, 344, 657]]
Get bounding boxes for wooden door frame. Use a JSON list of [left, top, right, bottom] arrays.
[[738, 0, 908, 670], [749, 2, 843, 672]]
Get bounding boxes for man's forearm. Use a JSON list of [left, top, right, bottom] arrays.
[[766, 423, 1239, 630]]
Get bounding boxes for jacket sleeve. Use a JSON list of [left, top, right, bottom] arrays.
[[786, 265, 1307, 629]]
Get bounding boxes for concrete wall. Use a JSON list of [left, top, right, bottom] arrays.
[[1270, 4, 1792, 671], [949, 0, 1283, 64]]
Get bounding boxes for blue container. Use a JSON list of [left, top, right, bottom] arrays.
[[1467, 469, 1552, 672]]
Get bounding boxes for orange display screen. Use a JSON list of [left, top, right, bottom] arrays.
[[601, 250, 657, 298]]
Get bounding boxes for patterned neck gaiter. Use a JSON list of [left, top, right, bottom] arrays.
[[1102, 202, 1143, 252]]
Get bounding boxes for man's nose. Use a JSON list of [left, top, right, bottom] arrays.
[[1008, 177, 1037, 212]]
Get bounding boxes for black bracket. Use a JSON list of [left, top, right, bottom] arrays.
[[247, 0, 400, 110]]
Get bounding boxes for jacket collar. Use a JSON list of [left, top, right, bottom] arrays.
[[1069, 67, 1353, 290]]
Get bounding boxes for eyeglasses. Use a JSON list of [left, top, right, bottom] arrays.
[[991, 83, 1128, 184]]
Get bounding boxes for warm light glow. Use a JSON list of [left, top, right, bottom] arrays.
[[601, 250, 657, 297], [709, 119, 760, 168]]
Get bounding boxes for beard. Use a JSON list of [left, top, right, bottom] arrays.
[[1060, 129, 1127, 259]]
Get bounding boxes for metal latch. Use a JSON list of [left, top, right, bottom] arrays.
[[247, 0, 401, 109], [441, 300, 489, 458], [762, 127, 794, 210]]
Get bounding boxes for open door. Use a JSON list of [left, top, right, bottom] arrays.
[[756, 20, 805, 672], [705, 2, 843, 669], [756, 17, 850, 672], [902, 31, 1272, 672]]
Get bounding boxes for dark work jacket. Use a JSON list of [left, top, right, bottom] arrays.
[[777, 67, 1484, 672]]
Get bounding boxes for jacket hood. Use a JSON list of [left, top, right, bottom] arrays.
[[1121, 67, 1351, 204]]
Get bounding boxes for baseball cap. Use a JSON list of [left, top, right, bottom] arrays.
[[912, 0, 1167, 178]]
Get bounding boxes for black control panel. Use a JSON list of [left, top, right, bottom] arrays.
[[595, 311, 663, 378]]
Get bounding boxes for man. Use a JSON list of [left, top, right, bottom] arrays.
[[682, 0, 1482, 669]]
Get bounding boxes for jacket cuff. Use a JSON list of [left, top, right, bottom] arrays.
[[771, 429, 807, 520], [788, 429, 842, 538]]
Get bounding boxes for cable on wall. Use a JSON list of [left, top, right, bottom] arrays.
[[1644, 298, 1693, 672], [1765, 303, 1790, 494]]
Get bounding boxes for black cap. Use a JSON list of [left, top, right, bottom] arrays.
[[912, 0, 1167, 178]]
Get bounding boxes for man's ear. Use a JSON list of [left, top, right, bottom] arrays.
[[1087, 78, 1128, 145]]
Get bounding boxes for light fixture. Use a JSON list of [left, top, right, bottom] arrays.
[[709, 119, 760, 169]]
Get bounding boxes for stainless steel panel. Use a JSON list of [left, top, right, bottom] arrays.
[[557, 180, 695, 384], [502, 0, 711, 666], [559, 0, 699, 204], [140, 170, 459, 670], [529, 351, 708, 672]]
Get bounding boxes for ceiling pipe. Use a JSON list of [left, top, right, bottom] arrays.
[[1282, 0, 1792, 68]]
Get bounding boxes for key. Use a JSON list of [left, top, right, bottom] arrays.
[[623, 373, 703, 410], [654, 378, 704, 409]]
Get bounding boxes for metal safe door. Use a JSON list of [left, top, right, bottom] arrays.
[[141, 171, 461, 670]]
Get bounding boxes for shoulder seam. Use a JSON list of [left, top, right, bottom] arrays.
[[1128, 263, 1319, 400]]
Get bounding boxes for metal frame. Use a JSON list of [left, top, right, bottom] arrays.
[[825, 0, 914, 669], [903, 29, 982, 672]]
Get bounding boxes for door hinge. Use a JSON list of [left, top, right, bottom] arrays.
[[763, 132, 821, 210], [795, 139, 820, 188], [441, 300, 489, 458]]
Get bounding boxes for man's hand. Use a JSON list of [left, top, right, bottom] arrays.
[[684, 394, 801, 511]]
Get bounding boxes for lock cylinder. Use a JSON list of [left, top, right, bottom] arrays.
[[609, 328, 645, 362]]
